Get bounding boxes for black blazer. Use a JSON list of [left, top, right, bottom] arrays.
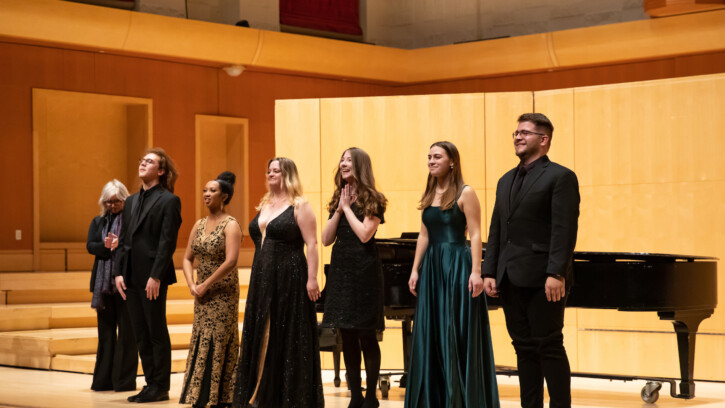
[[483, 156, 580, 288], [114, 187, 182, 286], [87, 215, 113, 292]]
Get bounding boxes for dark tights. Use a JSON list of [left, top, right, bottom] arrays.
[[341, 328, 381, 408]]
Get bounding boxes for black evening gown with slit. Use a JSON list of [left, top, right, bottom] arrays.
[[233, 205, 324, 408]]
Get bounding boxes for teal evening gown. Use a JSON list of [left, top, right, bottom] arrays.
[[404, 197, 500, 408]]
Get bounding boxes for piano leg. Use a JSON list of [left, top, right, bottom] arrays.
[[657, 309, 714, 399]]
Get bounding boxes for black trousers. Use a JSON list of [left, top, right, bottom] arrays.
[[125, 284, 171, 391], [500, 275, 571, 408], [92, 292, 138, 391]]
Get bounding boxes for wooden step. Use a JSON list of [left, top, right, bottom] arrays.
[[0, 300, 246, 331], [0, 323, 243, 370], [0, 268, 251, 305], [51, 349, 191, 375]]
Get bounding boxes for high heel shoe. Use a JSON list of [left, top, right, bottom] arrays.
[[361, 394, 379, 408]]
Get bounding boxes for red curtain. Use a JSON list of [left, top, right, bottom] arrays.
[[280, 0, 362, 36]]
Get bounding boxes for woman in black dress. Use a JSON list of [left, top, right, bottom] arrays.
[[86, 179, 138, 392], [234, 157, 323, 408], [321, 147, 387, 408]]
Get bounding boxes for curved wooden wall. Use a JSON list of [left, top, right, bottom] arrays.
[[1, 0, 724, 84]]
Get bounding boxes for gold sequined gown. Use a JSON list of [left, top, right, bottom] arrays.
[[180, 216, 240, 407]]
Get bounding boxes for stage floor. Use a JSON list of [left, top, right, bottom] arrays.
[[1, 366, 724, 407]]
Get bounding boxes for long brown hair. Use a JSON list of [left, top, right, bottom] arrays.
[[327, 147, 387, 218], [256, 157, 305, 210], [418, 141, 464, 210], [146, 147, 179, 193]]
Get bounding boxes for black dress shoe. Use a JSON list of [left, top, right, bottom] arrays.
[[134, 387, 169, 403], [127, 385, 149, 402]]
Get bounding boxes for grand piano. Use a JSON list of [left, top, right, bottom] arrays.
[[374, 236, 718, 403]]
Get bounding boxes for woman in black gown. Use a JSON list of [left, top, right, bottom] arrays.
[[234, 157, 324, 408], [321, 147, 387, 408]]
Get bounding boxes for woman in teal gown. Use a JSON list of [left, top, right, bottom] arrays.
[[405, 141, 499, 408]]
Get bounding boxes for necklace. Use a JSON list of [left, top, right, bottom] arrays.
[[269, 195, 289, 209]]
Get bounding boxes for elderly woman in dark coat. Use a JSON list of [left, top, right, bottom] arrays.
[[86, 179, 138, 392]]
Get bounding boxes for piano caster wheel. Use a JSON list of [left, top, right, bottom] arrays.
[[379, 379, 390, 399], [641, 381, 662, 404]]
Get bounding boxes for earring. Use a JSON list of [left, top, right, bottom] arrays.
[[450, 165, 454, 170]]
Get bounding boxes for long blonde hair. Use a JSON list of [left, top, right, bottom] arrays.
[[327, 147, 387, 217], [418, 141, 465, 210], [256, 157, 305, 210]]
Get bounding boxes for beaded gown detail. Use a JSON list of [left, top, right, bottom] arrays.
[[404, 199, 500, 408], [321, 204, 385, 330], [180, 216, 240, 407], [233, 206, 324, 408]]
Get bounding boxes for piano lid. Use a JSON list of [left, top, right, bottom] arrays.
[[376, 237, 718, 263]]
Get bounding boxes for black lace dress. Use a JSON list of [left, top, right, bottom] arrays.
[[233, 206, 324, 408], [321, 204, 385, 330]]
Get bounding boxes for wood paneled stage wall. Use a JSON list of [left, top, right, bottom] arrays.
[[1, 0, 725, 385], [275, 74, 725, 380]]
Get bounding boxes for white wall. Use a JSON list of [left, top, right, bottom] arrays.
[[364, 0, 648, 49], [134, 0, 648, 49]]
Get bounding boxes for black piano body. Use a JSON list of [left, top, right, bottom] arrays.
[[375, 237, 718, 401]]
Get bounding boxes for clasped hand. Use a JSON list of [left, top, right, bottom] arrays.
[[337, 185, 353, 213], [189, 281, 208, 298], [104, 232, 118, 250]]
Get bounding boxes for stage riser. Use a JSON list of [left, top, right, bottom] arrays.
[[0, 300, 246, 332], [51, 350, 191, 375], [0, 269, 251, 305], [0, 324, 243, 371]]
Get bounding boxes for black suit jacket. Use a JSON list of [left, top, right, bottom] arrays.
[[483, 156, 580, 288], [87, 215, 113, 292], [114, 186, 182, 286]]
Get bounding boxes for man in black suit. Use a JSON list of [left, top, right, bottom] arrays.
[[483, 113, 580, 408], [114, 147, 182, 403]]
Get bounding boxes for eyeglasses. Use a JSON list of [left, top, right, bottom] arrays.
[[512, 130, 546, 138], [138, 158, 156, 166], [104, 199, 123, 206]]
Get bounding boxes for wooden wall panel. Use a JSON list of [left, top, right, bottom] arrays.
[[2, 40, 725, 258], [574, 75, 725, 187], [566, 74, 725, 380], [402, 52, 725, 96], [274, 99, 322, 194], [0, 41, 393, 263], [318, 94, 487, 242], [0, 83, 33, 251], [532, 89, 575, 170], [33, 90, 150, 243], [482, 92, 533, 237], [274, 100, 325, 279], [219, 71, 393, 238], [195, 115, 249, 234]]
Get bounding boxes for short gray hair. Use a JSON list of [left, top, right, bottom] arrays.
[[98, 179, 130, 216]]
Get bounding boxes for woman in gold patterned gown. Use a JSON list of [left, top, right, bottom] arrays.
[[180, 171, 243, 408]]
